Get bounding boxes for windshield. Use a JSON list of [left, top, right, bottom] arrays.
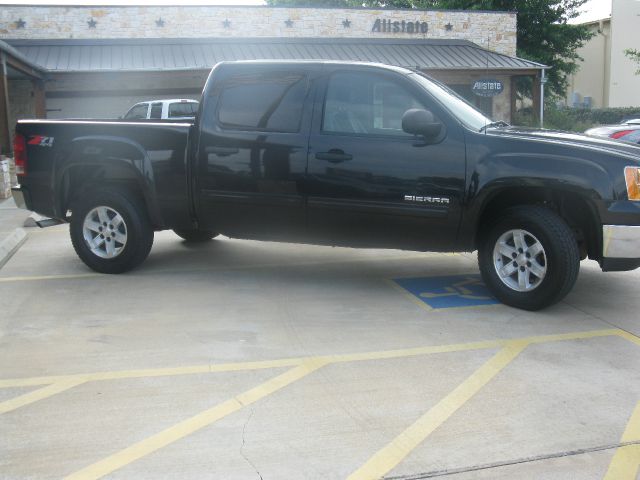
[[409, 72, 494, 131]]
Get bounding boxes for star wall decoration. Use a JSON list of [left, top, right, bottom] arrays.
[[342, 19, 351, 28], [15, 18, 26, 29], [88, 18, 97, 28], [222, 19, 231, 28], [155, 18, 165, 28], [445, 23, 453, 31], [285, 19, 294, 28]]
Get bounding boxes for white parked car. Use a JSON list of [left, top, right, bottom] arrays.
[[122, 99, 199, 121]]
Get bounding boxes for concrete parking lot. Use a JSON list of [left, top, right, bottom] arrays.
[[1, 224, 639, 479]]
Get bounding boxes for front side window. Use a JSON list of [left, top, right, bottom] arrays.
[[149, 103, 163, 119], [322, 72, 426, 136], [124, 104, 149, 120], [169, 102, 198, 118], [217, 71, 308, 133], [410, 73, 493, 131]]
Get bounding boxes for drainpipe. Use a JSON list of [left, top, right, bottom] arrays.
[[540, 69, 547, 128]]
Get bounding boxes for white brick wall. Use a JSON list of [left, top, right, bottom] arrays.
[[0, 6, 517, 56]]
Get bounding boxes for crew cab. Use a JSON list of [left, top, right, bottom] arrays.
[[122, 99, 199, 120], [11, 61, 640, 310]]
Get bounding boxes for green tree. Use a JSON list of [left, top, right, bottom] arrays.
[[266, 0, 437, 7], [267, 0, 593, 99], [625, 49, 640, 74]]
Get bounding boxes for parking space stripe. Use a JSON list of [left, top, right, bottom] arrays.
[[63, 359, 328, 480], [604, 401, 640, 480], [0, 273, 102, 283], [0, 359, 305, 388], [617, 330, 640, 347], [346, 341, 528, 480], [0, 329, 622, 390], [0, 379, 85, 415], [0, 253, 436, 284]]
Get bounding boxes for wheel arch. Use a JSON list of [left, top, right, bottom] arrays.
[[472, 186, 602, 262], [56, 136, 163, 228]]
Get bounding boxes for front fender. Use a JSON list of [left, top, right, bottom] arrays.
[[460, 152, 611, 249]]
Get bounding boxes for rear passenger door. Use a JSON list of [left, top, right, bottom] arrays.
[[196, 64, 317, 240]]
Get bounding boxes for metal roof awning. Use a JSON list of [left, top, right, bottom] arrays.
[[5, 37, 547, 74]]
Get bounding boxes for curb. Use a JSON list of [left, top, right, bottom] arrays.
[[0, 228, 28, 269]]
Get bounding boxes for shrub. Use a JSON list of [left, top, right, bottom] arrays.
[[512, 105, 640, 132]]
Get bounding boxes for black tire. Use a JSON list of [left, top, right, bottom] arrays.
[[70, 188, 154, 273], [173, 229, 219, 242], [478, 205, 580, 311]]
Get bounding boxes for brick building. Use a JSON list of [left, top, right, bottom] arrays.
[[0, 5, 546, 154]]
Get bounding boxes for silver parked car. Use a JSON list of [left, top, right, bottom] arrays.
[[585, 118, 640, 144]]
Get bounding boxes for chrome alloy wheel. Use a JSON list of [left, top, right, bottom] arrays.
[[493, 229, 547, 292], [82, 206, 128, 259]]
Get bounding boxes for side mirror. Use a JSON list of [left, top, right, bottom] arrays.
[[402, 109, 443, 139]]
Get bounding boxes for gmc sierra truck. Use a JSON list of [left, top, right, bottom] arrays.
[[11, 61, 640, 310]]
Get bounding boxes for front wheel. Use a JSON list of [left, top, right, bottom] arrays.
[[70, 188, 154, 273], [478, 206, 580, 311]]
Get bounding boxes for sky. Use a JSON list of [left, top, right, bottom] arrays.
[[572, 0, 612, 23], [0, 0, 614, 24]]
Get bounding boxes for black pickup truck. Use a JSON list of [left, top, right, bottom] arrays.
[[11, 61, 640, 310]]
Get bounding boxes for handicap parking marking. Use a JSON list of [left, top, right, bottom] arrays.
[[393, 274, 499, 309]]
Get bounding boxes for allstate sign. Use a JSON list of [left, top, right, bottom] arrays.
[[472, 79, 504, 97]]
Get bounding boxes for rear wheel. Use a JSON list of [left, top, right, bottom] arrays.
[[70, 188, 154, 273], [478, 205, 580, 311], [173, 229, 219, 242]]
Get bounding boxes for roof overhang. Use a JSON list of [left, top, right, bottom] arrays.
[[5, 37, 548, 74], [0, 39, 45, 79]]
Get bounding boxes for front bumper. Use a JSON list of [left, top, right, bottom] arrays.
[[602, 225, 640, 271]]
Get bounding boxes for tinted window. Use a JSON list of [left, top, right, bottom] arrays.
[[322, 72, 426, 136], [217, 72, 307, 132], [124, 104, 148, 120], [149, 103, 163, 119], [169, 102, 198, 118]]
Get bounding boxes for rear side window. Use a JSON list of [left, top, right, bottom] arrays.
[[149, 103, 163, 119], [169, 102, 198, 118], [216, 71, 308, 133], [124, 104, 149, 120]]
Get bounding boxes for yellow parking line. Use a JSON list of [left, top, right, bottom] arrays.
[[616, 330, 640, 347], [0, 359, 305, 388], [0, 272, 102, 283], [0, 379, 85, 415], [0, 328, 622, 390], [604, 401, 640, 480], [0, 253, 436, 284], [346, 341, 528, 480], [385, 279, 433, 312], [63, 359, 327, 480]]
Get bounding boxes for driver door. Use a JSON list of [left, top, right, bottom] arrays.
[[305, 68, 466, 251]]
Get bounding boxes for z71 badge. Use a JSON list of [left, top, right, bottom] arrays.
[[27, 135, 54, 147], [404, 195, 450, 204]]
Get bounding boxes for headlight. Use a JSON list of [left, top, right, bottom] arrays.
[[625, 166, 640, 200]]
